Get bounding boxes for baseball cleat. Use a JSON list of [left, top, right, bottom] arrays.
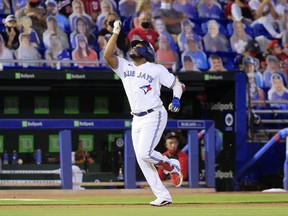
[[150, 198, 172, 206], [170, 172, 183, 187]]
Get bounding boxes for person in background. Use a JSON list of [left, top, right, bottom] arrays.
[[132, 0, 152, 28], [182, 37, 208, 70], [127, 10, 159, 50], [57, 0, 73, 17], [263, 55, 288, 88], [75, 140, 95, 166], [0, 14, 20, 50], [13, 0, 26, 12], [243, 56, 264, 88], [153, 0, 188, 35], [106, 0, 118, 11], [197, 0, 223, 19], [45, 0, 70, 33], [177, 18, 202, 52], [118, 0, 137, 18], [72, 34, 98, 68], [277, 4, 288, 34], [266, 40, 288, 77], [180, 55, 200, 72], [224, 0, 254, 24], [16, 33, 41, 67], [0, 34, 15, 67], [268, 73, 288, 108], [45, 33, 70, 68], [275, 0, 288, 16], [98, 12, 129, 65], [96, 0, 114, 30], [208, 54, 227, 72], [243, 39, 266, 71], [151, 0, 161, 13], [203, 19, 229, 52], [157, 131, 188, 182], [173, 0, 197, 18], [15, 0, 47, 40], [81, 0, 101, 23], [243, 56, 265, 103], [153, 17, 177, 51], [70, 16, 97, 49], [230, 21, 252, 54], [0, 0, 10, 14], [19, 15, 41, 48], [156, 34, 178, 70], [43, 16, 69, 49], [68, 0, 94, 32], [249, 0, 282, 38]]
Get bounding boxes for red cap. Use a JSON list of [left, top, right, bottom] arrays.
[[267, 40, 279, 49], [30, 0, 41, 2]]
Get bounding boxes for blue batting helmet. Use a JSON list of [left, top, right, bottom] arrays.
[[130, 40, 155, 62]]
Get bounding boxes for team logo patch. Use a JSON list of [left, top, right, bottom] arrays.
[[140, 84, 152, 94]]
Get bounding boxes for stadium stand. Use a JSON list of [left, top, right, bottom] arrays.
[[0, 0, 286, 137]]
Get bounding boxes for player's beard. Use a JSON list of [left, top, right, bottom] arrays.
[[129, 53, 143, 62]]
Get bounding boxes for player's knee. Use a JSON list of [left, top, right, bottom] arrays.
[[138, 152, 151, 162]]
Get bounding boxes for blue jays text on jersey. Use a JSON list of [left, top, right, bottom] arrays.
[[123, 70, 154, 83]]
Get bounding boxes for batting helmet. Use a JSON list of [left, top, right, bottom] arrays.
[[130, 40, 155, 62]]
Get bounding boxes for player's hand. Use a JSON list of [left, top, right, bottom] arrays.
[[168, 97, 180, 112], [113, 20, 122, 35]]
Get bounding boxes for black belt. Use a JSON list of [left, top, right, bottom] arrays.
[[132, 109, 154, 117]]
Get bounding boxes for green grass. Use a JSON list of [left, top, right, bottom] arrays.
[[0, 206, 288, 216], [0, 193, 287, 206], [0, 193, 287, 216]]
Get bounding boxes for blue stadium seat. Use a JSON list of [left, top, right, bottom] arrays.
[[190, 21, 204, 37], [220, 52, 238, 70]]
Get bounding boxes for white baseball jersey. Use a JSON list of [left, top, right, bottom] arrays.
[[113, 57, 176, 113]]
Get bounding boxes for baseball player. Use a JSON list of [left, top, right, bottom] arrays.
[[158, 131, 189, 181], [103, 20, 185, 206]]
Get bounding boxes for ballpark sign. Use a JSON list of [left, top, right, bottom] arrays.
[[22, 121, 43, 127], [74, 120, 95, 127], [177, 120, 205, 129]]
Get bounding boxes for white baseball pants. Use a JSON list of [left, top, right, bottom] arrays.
[[131, 106, 172, 201]]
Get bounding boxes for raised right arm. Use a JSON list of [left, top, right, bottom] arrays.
[[103, 20, 122, 69]]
